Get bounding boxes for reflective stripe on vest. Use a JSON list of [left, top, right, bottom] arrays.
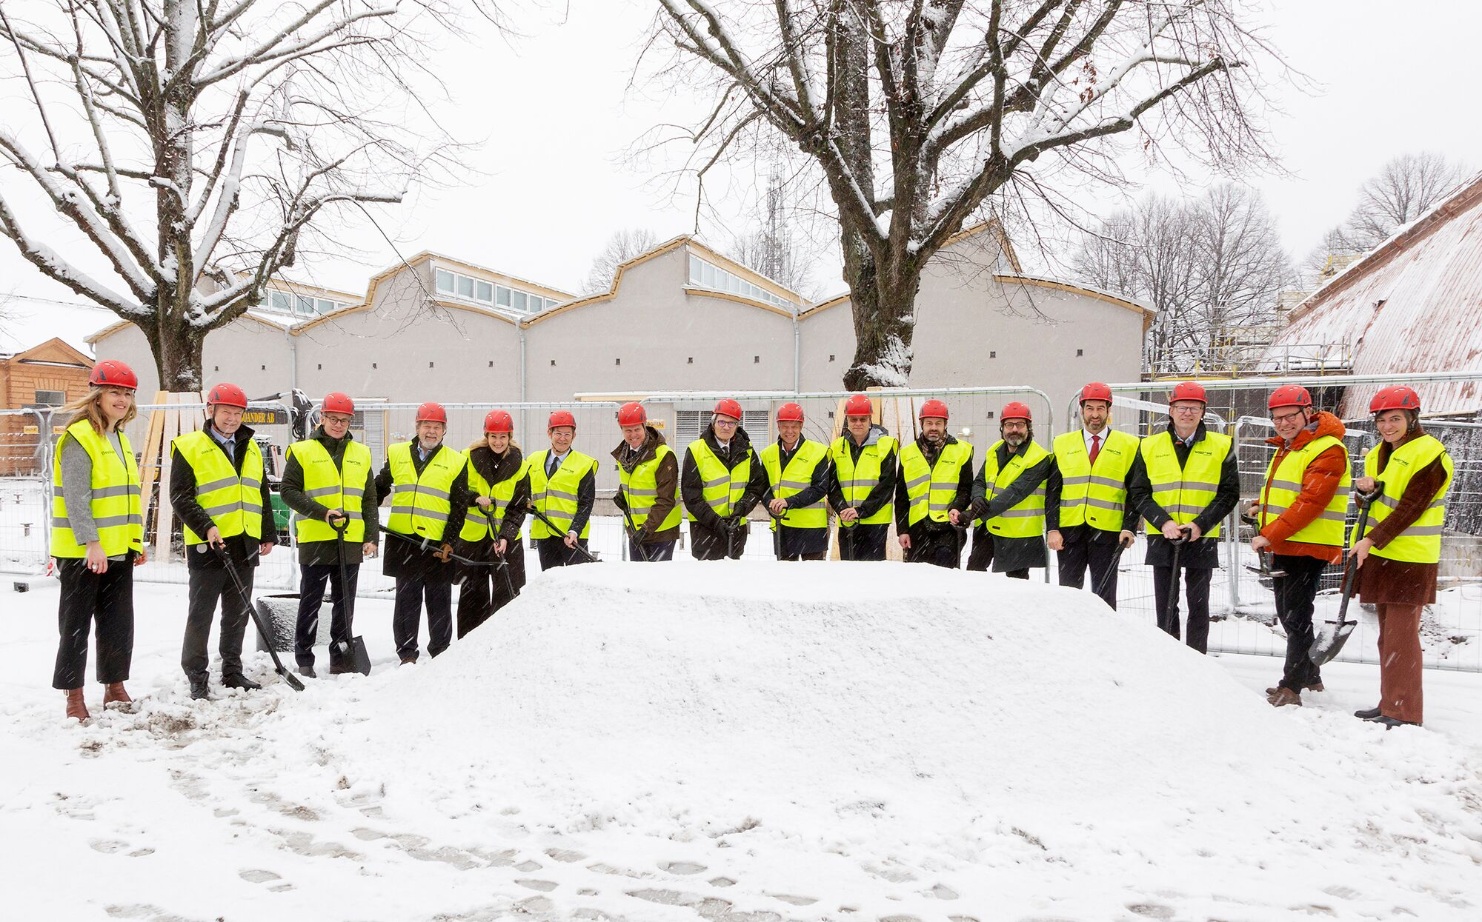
[[1052, 429, 1138, 532], [529, 450, 597, 538], [172, 430, 264, 546], [760, 438, 829, 530], [1362, 435, 1452, 564], [899, 440, 973, 526], [386, 443, 466, 541], [830, 435, 898, 526], [50, 420, 144, 559], [686, 440, 752, 521], [289, 438, 372, 544], [980, 439, 1050, 538], [618, 444, 681, 533], [460, 457, 529, 542], [1256, 435, 1351, 547], [1139, 430, 1232, 538]]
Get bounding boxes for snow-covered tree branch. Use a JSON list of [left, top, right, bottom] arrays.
[[0, 0, 482, 390], [653, 0, 1272, 387]]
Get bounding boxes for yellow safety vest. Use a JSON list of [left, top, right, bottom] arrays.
[[899, 439, 973, 527], [1053, 429, 1138, 532], [980, 440, 1051, 539], [685, 439, 752, 520], [386, 443, 466, 541], [1256, 435, 1351, 547], [618, 444, 681, 533], [760, 438, 829, 530], [1140, 430, 1232, 538], [830, 434, 898, 526], [288, 438, 372, 544], [171, 430, 264, 546], [460, 456, 529, 542], [528, 449, 598, 539], [1362, 435, 1452, 564], [50, 420, 143, 559]]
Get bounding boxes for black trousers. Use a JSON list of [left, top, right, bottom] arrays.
[[457, 552, 524, 639], [838, 523, 889, 561], [53, 557, 134, 689], [690, 523, 747, 560], [295, 562, 359, 670], [906, 527, 961, 568], [964, 528, 1030, 578], [537, 536, 591, 569], [394, 576, 452, 662], [1058, 534, 1122, 609], [1153, 565, 1214, 654], [627, 537, 676, 562], [183, 565, 254, 679], [1273, 554, 1328, 692]]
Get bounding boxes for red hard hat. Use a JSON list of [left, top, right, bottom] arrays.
[[206, 383, 248, 409], [548, 410, 577, 429], [1268, 385, 1313, 411], [844, 394, 873, 417], [483, 410, 513, 434], [322, 392, 354, 415], [713, 398, 743, 421], [1001, 401, 1032, 422], [777, 402, 804, 423], [918, 399, 949, 420], [1080, 382, 1113, 405], [416, 402, 447, 424], [89, 359, 138, 391], [617, 402, 646, 427], [1370, 385, 1421, 414], [1170, 381, 1207, 405]]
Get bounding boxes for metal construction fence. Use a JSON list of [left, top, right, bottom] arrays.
[[4, 376, 1481, 673]]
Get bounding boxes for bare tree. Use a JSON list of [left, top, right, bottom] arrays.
[[0, 1, 484, 391], [731, 174, 815, 297], [1342, 152, 1470, 251], [583, 229, 659, 294], [653, 1, 1270, 388], [1075, 184, 1291, 375]]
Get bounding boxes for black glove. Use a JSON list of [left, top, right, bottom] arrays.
[[726, 516, 748, 535]]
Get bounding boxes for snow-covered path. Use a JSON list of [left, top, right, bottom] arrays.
[[4, 565, 1481, 921]]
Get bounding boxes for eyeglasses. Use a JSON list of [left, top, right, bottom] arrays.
[[322, 414, 352, 425], [1170, 405, 1203, 414], [714, 419, 738, 427], [1270, 410, 1305, 425]]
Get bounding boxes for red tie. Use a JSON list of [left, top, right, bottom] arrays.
[[1089, 434, 1101, 465]]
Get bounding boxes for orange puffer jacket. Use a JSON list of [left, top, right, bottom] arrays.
[[1258, 410, 1348, 563]]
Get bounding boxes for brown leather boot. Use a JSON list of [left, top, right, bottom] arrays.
[[103, 682, 132, 708], [1267, 687, 1302, 708], [65, 688, 89, 721]]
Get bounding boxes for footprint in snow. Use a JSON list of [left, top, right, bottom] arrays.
[[90, 839, 152, 857]]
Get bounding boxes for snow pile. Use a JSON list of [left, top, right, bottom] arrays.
[[5, 568, 1482, 921]]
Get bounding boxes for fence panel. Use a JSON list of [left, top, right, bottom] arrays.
[[0, 409, 50, 573]]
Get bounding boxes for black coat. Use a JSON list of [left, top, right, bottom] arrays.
[[826, 426, 898, 521], [760, 437, 833, 555], [968, 440, 1053, 573], [280, 426, 380, 566], [893, 435, 974, 540], [169, 423, 278, 570], [374, 441, 469, 582], [1125, 420, 1240, 568], [680, 424, 769, 529]]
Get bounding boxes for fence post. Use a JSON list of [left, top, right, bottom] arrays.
[[1226, 418, 1243, 614]]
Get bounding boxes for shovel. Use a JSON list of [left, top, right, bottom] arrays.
[[330, 517, 372, 676], [212, 544, 304, 692], [1309, 494, 1376, 666], [1240, 511, 1287, 578], [525, 502, 601, 563]]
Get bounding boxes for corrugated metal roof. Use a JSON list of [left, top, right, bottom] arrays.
[[1268, 173, 1482, 416]]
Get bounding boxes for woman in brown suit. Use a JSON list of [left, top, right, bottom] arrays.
[[1349, 385, 1453, 728]]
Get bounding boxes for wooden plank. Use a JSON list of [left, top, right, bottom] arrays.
[[138, 390, 167, 554]]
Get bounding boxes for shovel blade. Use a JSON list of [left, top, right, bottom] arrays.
[[350, 635, 372, 676], [1308, 620, 1357, 666]]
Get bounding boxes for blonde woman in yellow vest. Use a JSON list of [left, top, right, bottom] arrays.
[[280, 391, 379, 678], [611, 403, 681, 562], [893, 399, 974, 568], [1045, 383, 1138, 607], [966, 401, 1053, 578], [527, 410, 599, 568], [827, 394, 899, 561], [1349, 385, 1452, 728], [1125, 382, 1240, 654], [169, 383, 279, 701], [680, 398, 769, 560], [51, 360, 145, 721], [453, 409, 530, 636], [1246, 386, 1349, 708], [374, 402, 468, 664], [760, 403, 832, 561]]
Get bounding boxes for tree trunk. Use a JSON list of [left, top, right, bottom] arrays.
[[840, 224, 924, 390], [152, 316, 206, 392]]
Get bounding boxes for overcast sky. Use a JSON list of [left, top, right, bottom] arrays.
[[4, 0, 1481, 352]]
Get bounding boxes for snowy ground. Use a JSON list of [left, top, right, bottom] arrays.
[[4, 562, 1482, 922]]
